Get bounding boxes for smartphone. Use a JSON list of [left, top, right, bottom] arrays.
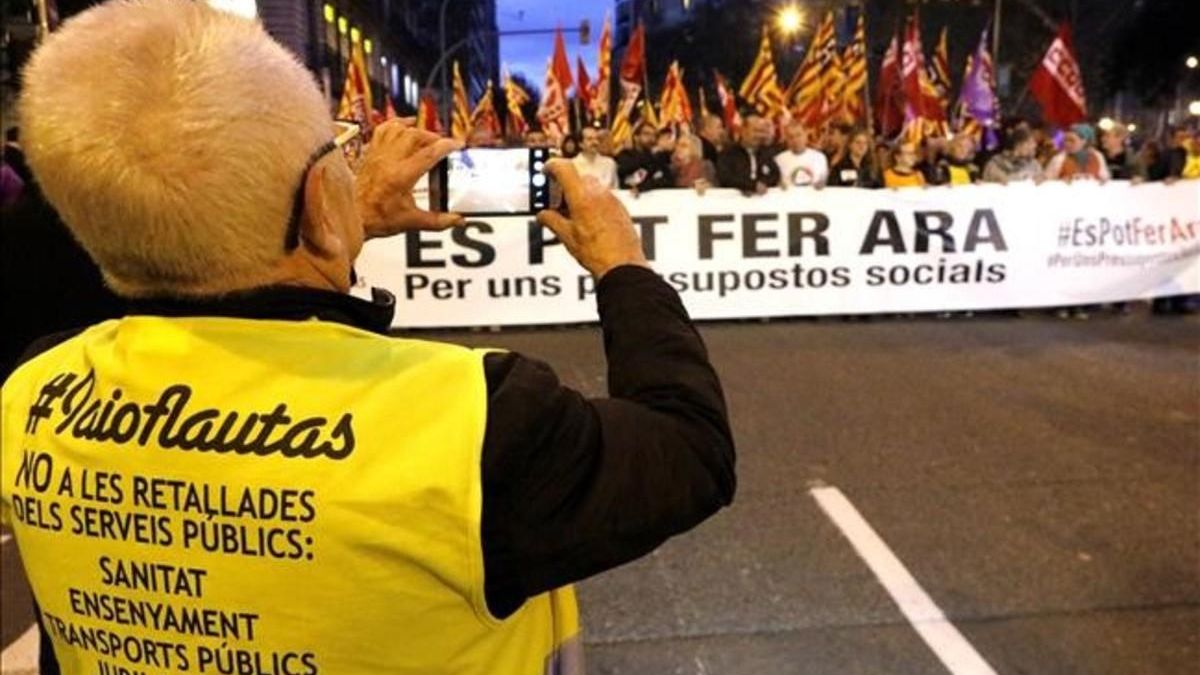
[[430, 147, 555, 216]]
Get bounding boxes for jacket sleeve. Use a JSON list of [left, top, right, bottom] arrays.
[[479, 265, 735, 618], [716, 151, 753, 192]]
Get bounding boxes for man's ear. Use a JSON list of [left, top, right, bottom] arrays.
[[299, 160, 347, 260]]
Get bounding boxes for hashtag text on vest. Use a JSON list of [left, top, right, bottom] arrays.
[[46, 370, 356, 460]]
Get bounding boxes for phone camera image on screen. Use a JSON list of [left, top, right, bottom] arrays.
[[435, 147, 552, 216]]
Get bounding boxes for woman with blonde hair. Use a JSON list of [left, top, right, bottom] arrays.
[[672, 134, 717, 193]]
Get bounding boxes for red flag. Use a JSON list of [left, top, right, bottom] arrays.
[[577, 57, 593, 112], [417, 92, 442, 134], [875, 33, 904, 136], [620, 23, 646, 85], [538, 57, 570, 143], [1029, 23, 1087, 127], [611, 23, 646, 147], [552, 27, 574, 95], [714, 70, 742, 135], [901, 16, 927, 124]]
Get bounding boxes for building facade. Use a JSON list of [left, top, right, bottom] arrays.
[[259, 0, 499, 115]]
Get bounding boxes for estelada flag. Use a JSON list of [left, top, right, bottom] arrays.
[[1029, 23, 1087, 128]]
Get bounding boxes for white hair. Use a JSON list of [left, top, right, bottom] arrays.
[[20, 0, 332, 297]]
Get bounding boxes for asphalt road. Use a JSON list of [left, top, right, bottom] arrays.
[[3, 311, 1198, 674]]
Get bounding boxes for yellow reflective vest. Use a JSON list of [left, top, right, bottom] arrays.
[[1, 316, 580, 674]]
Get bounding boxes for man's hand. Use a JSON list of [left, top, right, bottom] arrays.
[[536, 159, 649, 279], [355, 119, 465, 238]]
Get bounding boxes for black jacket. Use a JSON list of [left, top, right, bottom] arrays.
[[13, 266, 735, 671], [827, 155, 882, 188], [615, 148, 675, 191], [716, 145, 780, 192]]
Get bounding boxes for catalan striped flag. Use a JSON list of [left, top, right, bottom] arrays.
[[840, 12, 868, 125], [818, 17, 846, 128], [450, 60, 471, 141], [591, 14, 612, 122], [471, 79, 501, 138], [926, 26, 952, 135], [739, 27, 785, 117], [504, 71, 530, 137], [658, 61, 693, 128], [787, 12, 834, 125], [337, 41, 374, 130]]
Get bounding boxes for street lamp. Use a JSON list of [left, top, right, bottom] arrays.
[[777, 5, 802, 35], [1098, 117, 1115, 131], [1187, 56, 1199, 70], [1190, 100, 1200, 117]]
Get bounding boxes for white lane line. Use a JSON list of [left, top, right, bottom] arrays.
[[0, 623, 39, 675], [810, 486, 998, 675]]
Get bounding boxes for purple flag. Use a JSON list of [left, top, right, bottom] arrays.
[[957, 27, 999, 148]]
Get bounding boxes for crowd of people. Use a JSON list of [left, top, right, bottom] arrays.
[[459, 113, 1200, 195], [458, 114, 1200, 318]]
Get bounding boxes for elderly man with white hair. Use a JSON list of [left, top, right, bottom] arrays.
[[0, 2, 735, 673]]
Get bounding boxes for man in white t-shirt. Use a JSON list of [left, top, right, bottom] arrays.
[[774, 121, 828, 188], [572, 126, 618, 188]]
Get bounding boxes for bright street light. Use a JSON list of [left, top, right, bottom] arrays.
[[777, 5, 802, 34], [1190, 100, 1200, 117], [1126, 123, 1137, 133], [1097, 117, 1115, 131], [1187, 56, 1199, 69]]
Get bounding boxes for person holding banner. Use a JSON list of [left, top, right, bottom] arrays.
[[4, 2, 735, 672], [616, 122, 675, 194], [1046, 124, 1110, 182], [717, 114, 780, 195], [884, 141, 927, 188], [572, 125, 619, 188], [982, 128, 1045, 184], [774, 120, 829, 189], [827, 129, 882, 188]]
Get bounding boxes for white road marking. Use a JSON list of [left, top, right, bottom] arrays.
[[0, 623, 39, 675], [810, 486, 998, 675]]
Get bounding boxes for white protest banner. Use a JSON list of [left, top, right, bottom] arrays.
[[356, 181, 1200, 329]]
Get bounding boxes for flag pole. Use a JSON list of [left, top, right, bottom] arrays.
[[861, 11, 874, 134], [992, 0, 1002, 64]]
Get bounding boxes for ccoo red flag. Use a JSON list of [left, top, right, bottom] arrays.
[[875, 32, 904, 137], [552, 27, 574, 95], [1029, 23, 1087, 128]]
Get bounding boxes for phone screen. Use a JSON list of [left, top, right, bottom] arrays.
[[432, 147, 553, 216]]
